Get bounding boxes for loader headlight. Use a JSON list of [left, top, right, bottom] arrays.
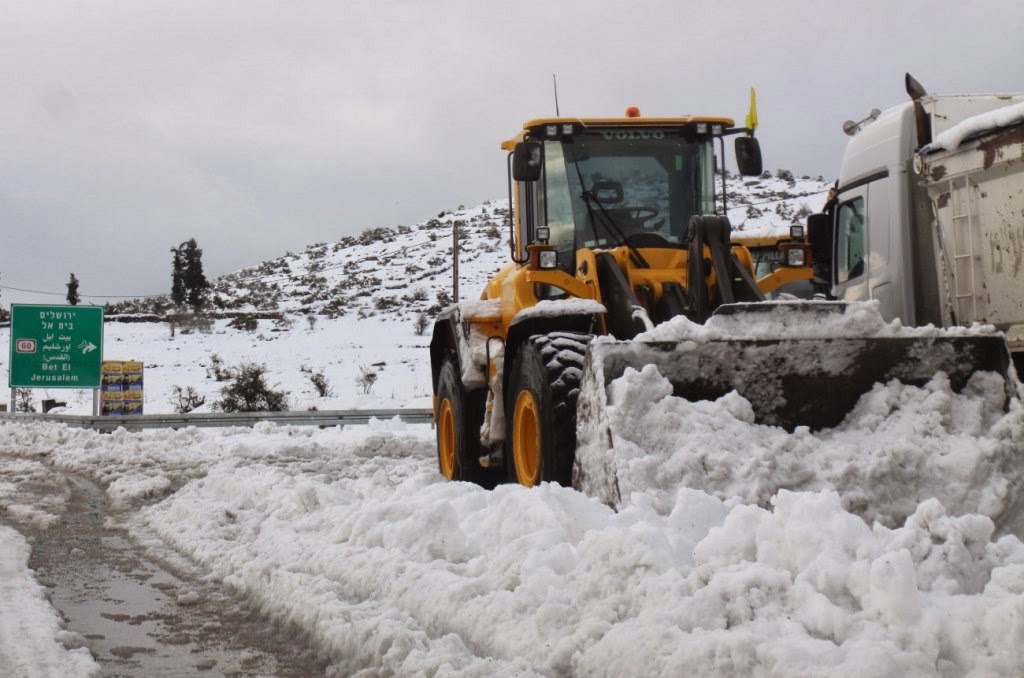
[[538, 250, 558, 269], [535, 226, 550, 244], [790, 224, 805, 239], [786, 247, 806, 267]]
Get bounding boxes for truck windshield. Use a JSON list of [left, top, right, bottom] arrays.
[[541, 131, 714, 261]]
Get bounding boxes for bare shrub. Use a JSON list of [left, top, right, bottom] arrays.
[[207, 353, 233, 381], [355, 366, 378, 395], [414, 312, 429, 336], [215, 363, 287, 412], [309, 370, 332, 397], [170, 386, 206, 414], [16, 388, 35, 413]]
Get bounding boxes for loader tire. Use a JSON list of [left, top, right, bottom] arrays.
[[436, 356, 500, 488], [506, 332, 591, 487]]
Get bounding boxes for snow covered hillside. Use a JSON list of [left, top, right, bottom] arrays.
[[0, 172, 830, 415]]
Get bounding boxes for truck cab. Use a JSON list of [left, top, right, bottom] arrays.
[[821, 102, 917, 322], [809, 86, 1024, 371]]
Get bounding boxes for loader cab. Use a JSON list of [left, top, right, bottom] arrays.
[[507, 117, 750, 276]]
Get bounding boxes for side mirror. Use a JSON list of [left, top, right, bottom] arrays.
[[806, 212, 832, 264], [735, 136, 763, 177], [512, 140, 543, 182]]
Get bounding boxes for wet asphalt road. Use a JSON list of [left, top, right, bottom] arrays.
[[22, 472, 331, 677]]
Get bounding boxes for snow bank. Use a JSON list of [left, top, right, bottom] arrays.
[[591, 363, 1024, 533], [582, 300, 1024, 532], [137, 454, 1024, 676], [0, 525, 100, 677]]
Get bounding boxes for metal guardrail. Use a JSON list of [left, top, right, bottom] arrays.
[[0, 408, 435, 432]]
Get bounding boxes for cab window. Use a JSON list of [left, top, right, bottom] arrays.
[[835, 197, 865, 283], [540, 141, 576, 271]]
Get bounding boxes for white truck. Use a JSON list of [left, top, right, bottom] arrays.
[[808, 74, 1024, 374]]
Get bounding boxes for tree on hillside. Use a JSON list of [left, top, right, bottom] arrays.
[[66, 273, 80, 305], [171, 239, 209, 312], [0, 274, 7, 322], [170, 247, 186, 308], [181, 239, 209, 312]]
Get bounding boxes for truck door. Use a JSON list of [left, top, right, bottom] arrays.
[[831, 190, 869, 302]]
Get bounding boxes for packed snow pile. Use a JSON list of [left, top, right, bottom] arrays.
[[578, 300, 1024, 535], [592, 364, 1024, 530], [3, 418, 1024, 675]]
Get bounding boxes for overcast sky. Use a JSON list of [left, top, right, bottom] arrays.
[[2, 0, 1022, 307]]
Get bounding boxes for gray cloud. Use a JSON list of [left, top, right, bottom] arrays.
[[2, 0, 1022, 305]]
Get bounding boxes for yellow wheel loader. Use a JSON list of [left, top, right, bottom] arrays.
[[429, 108, 1014, 496], [733, 231, 819, 298]]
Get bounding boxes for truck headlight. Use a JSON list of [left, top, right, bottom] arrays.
[[786, 248, 806, 267], [538, 250, 558, 269]]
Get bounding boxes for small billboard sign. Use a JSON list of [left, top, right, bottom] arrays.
[[100, 360, 144, 416]]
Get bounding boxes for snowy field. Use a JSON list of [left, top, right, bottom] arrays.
[[0, 315, 437, 416]]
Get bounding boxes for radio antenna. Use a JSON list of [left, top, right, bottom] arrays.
[[552, 74, 560, 116]]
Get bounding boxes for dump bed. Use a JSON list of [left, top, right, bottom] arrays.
[[915, 96, 1024, 353]]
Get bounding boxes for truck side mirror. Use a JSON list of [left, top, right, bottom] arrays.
[[735, 136, 763, 177], [806, 212, 832, 264], [512, 140, 543, 182]]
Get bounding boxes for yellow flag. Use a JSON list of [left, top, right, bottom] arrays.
[[745, 87, 758, 133]]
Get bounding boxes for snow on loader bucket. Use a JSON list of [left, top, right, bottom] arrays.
[[574, 302, 1016, 509]]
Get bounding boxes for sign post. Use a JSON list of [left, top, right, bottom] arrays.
[[8, 305, 104, 393]]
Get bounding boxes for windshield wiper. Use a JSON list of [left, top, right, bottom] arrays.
[[571, 160, 650, 269]]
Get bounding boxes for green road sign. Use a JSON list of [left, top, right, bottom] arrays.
[[9, 305, 104, 388]]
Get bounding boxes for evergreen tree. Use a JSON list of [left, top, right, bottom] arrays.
[[170, 246, 186, 308], [180, 238, 209, 312], [171, 239, 209, 313], [66, 273, 80, 305]]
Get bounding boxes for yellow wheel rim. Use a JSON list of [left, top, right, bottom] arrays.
[[438, 398, 456, 480], [513, 390, 541, 487]]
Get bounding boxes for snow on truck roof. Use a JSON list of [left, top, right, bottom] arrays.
[[922, 98, 1024, 153]]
